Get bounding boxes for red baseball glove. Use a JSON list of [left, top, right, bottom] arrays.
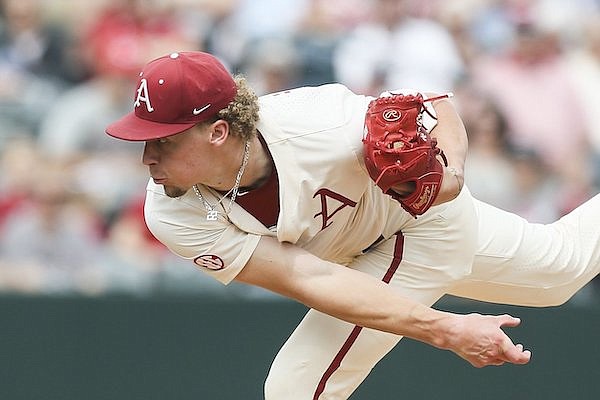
[[363, 93, 449, 217]]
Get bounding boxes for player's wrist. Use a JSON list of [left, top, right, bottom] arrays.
[[431, 165, 464, 206], [406, 305, 455, 350], [446, 166, 464, 197]]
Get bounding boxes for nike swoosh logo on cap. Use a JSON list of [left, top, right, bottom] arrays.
[[193, 104, 211, 115]]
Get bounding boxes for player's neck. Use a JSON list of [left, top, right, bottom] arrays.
[[238, 133, 272, 192]]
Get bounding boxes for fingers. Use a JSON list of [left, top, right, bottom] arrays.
[[470, 343, 531, 368], [448, 313, 532, 368], [496, 315, 532, 364], [491, 316, 532, 366], [500, 342, 532, 365], [466, 314, 532, 368], [497, 314, 522, 329]]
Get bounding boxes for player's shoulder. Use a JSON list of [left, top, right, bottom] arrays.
[[143, 180, 202, 227], [260, 83, 357, 105], [260, 82, 354, 99], [258, 83, 368, 133]]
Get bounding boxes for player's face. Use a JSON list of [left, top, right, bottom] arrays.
[[142, 124, 216, 198]]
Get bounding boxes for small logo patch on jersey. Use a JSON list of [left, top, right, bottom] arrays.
[[194, 254, 225, 270]]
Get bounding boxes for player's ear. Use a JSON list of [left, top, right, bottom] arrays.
[[207, 119, 230, 145]]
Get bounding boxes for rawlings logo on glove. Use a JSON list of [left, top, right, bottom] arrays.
[[363, 93, 449, 217]]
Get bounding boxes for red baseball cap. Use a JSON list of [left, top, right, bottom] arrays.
[[106, 51, 237, 141]]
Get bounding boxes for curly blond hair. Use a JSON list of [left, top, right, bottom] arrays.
[[215, 75, 260, 141]]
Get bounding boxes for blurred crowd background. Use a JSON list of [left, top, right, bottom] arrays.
[[0, 0, 599, 300]]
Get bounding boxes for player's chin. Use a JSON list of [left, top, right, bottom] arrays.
[[163, 185, 189, 198]]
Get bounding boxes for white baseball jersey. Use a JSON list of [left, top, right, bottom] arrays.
[[144, 83, 438, 283]]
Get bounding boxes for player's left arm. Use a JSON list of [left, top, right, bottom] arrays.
[[428, 96, 467, 205]]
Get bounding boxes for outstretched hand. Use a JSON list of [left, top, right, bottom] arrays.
[[442, 313, 532, 368]]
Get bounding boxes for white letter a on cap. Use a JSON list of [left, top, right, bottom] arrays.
[[134, 79, 154, 112]]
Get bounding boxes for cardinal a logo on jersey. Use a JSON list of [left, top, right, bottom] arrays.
[[134, 78, 154, 112], [313, 188, 357, 231], [194, 254, 225, 270]]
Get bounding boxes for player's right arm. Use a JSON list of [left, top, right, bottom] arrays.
[[428, 96, 467, 204], [390, 94, 468, 205], [235, 235, 531, 368]]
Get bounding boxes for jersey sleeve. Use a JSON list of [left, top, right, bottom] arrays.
[[144, 184, 261, 285]]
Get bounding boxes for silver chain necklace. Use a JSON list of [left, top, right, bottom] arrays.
[[192, 140, 251, 221]]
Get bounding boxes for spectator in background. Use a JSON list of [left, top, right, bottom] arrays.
[[35, 55, 139, 159], [0, 0, 85, 84], [456, 85, 519, 212], [471, 20, 588, 168], [509, 148, 562, 223], [239, 37, 302, 95], [80, 0, 199, 76], [292, 0, 372, 86], [455, 81, 564, 223], [95, 194, 168, 295], [206, 0, 310, 71], [432, 0, 505, 67], [0, 0, 84, 142], [0, 155, 104, 295], [333, 0, 464, 95], [470, 15, 593, 215], [565, 15, 600, 190], [0, 136, 38, 229]]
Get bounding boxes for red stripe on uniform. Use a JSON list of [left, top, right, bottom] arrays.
[[313, 233, 405, 399], [382, 234, 404, 284]]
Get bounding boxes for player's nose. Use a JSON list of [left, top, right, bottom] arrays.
[[142, 141, 159, 165]]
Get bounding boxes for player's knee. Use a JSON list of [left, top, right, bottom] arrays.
[[537, 292, 573, 307], [264, 368, 284, 399], [541, 263, 596, 306], [264, 361, 310, 399], [531, 283, 586, 307]]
